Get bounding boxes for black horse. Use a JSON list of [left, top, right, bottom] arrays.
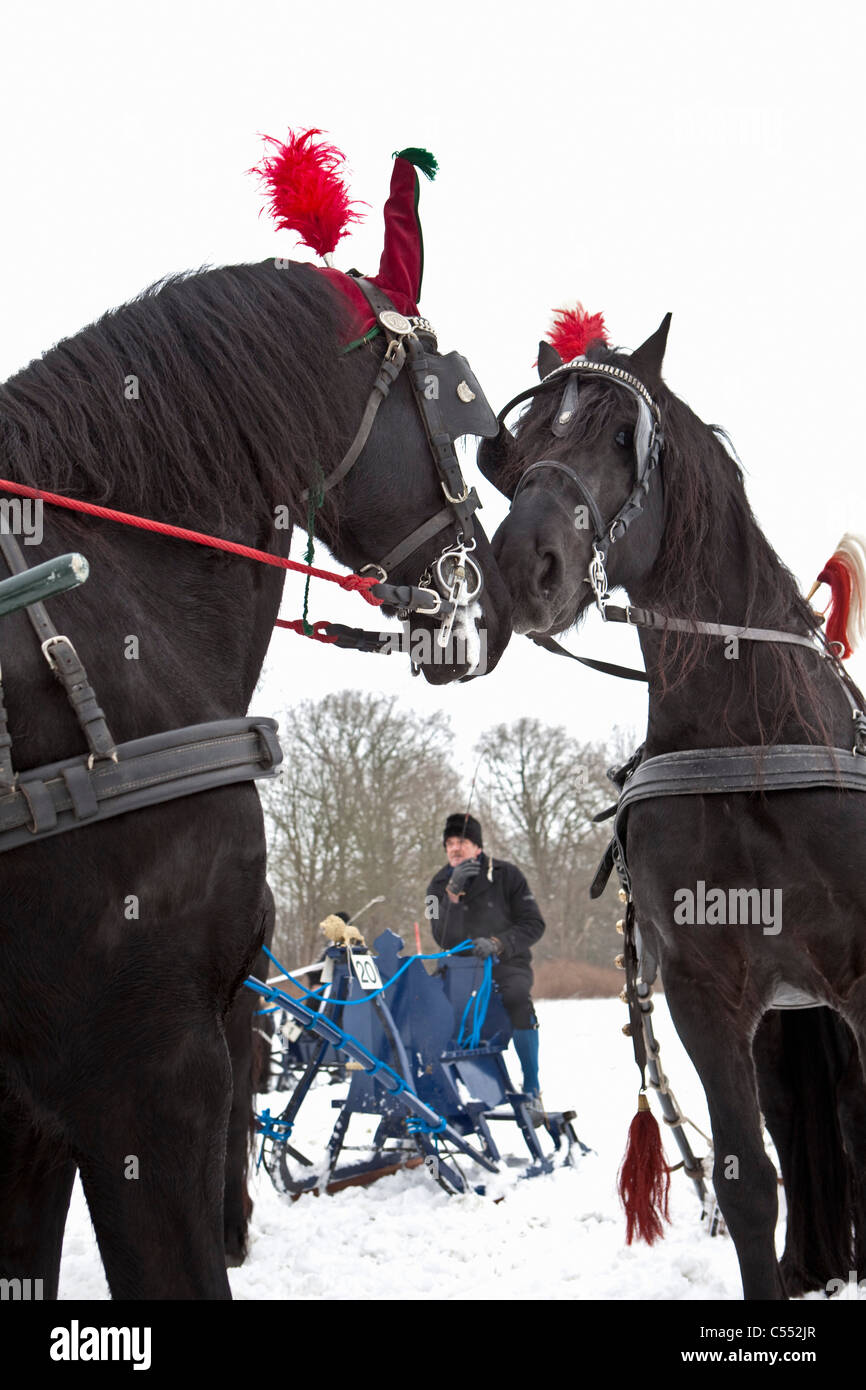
[[483, 317, 866, 1299], [0, 260, 511, 1298], [222, 886, 275, 1268]]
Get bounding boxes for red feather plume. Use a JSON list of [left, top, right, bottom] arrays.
[[548, 303, 609, 361], [251, 128, 365, 259]]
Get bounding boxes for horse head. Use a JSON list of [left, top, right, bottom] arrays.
[[303, 294, 513, 684], [484, 317, 671, 638]]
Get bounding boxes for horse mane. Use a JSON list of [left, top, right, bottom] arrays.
[[0, 260, 369, 535], [508, 345, 845, 744], [645, 376, 841, 742]]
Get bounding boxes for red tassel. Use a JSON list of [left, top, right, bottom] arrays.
[[817, 556, 854, 658], [617, 1092, 671, 1245], [251, 128, 366, 259], [547, 303, 608, 361]]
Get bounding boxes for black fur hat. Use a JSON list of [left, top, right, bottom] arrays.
[[443, 813, 482, 848]]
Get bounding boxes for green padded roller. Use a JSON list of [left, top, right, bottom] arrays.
[[0, 553, 89, 619]]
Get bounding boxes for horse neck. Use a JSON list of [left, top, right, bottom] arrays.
[[628, 496, 852, 754]]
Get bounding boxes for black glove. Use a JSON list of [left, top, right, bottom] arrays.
[[448, 858, 481, 896], [472, 936, 500, 959]]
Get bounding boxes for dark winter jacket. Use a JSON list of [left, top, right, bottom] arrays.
[[425, 853, 545, 965]]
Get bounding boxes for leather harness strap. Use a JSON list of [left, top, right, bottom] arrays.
[[529, 632, 648, 682], [377, 504, 459, 576], [300, 342, 408, 503], [0, 531, 118, 764], [0, 717, 282, 852], [0, 675, 14, 790], [590, 743, 866, 900], [617, 744, 866, 810], [307, 275, 482, 587], [603, 603, 823, 652]]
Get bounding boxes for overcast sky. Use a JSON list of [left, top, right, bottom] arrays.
[[2, 0, 864, 778]]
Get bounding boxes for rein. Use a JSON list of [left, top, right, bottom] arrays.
[[0, 477, 382, 597]]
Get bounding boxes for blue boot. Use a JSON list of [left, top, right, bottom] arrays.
[[512, 1026, 540, 1097]]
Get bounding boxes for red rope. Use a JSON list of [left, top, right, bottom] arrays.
[[0, 478, 383, 607], [274, 618, 339, 643]]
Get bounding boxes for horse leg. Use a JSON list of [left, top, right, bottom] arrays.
[[223, 986, 257, 1267], [223, 889, 274, 1266], [0, 1083, 76, 1300], [664, 988, 785, 1299], [835, 991, 866, 1283], [75, 1025, 233, 1300], [755, 1008, 859, 1295]]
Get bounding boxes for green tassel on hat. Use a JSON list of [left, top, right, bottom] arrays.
[[393, 147, 438, 181]]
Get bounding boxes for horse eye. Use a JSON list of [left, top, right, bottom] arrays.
[[615, 429, 632, 449]]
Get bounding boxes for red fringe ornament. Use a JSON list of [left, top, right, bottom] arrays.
[[251, 128, 365, 259], [547, 303, 608, 361], [617, 1092, 671, 1245], [810, 533, 866, 660]]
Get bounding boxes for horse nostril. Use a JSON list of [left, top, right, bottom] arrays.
[[536, 549, 559, 597]]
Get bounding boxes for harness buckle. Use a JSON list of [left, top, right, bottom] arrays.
[[358, 563, 388, 583], [440, 479, 471, 505], [40, 634, 70, 670], [87, 750, 119, 769], [414, 588, 442, 617]]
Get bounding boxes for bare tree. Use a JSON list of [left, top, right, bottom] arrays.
[[473, 718, 631, 965], [261, 690, 462, 964]]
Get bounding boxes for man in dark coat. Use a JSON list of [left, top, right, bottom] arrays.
[[426, 812, 545, 1103]]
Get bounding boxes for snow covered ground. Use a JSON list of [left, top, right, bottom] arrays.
[[55, 993, 826, 1303]]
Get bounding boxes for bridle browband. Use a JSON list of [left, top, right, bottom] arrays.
[[303, 276, 497, 647]]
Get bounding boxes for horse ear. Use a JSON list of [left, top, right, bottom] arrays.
[[537, 341, 563, 380], [630, 313, 672, 387]]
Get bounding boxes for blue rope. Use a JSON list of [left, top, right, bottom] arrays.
[[246, 978, 424, 1099], [456, 956, 493, 1048], [405, 1116, 447, 1136], [469, 957, 493, 1048], [258, 939, 477, 1011], [254, 1107, 295, 1169], [456, 992, 475, 1046]]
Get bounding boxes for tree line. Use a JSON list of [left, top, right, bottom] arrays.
[[261, 690, 634, 983]]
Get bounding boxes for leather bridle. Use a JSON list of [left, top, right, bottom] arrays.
[[493, 356, 663, 613], [310, 276, 498, 647], [486, 353, 866, 752]]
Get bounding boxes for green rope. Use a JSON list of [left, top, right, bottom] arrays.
[[302, 465, 325, 635]]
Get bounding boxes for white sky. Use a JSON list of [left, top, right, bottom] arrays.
[[2, 0, 864, 772]]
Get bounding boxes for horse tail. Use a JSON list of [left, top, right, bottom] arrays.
[[755, 1007, 863, 1295]]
